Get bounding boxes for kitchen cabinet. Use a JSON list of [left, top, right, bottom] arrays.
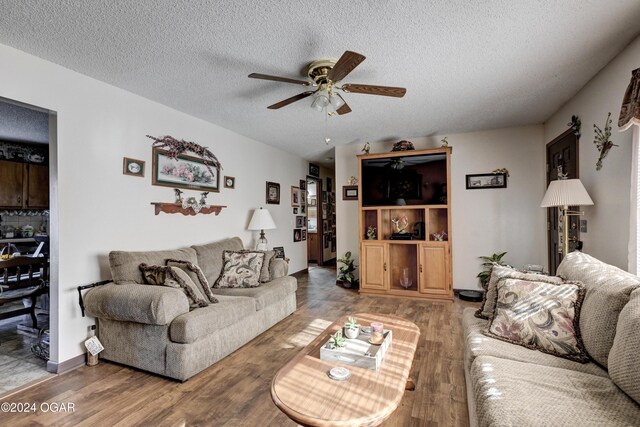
[[0, 160, 49, 209]]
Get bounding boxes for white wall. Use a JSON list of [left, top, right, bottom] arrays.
[[336, 125, 547, 290], [544, 35, 640, 270], [0, 43, 308, 364]]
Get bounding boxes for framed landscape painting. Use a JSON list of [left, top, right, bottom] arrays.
[[152, 148, 219, 192], [466, 173, 507, 189]]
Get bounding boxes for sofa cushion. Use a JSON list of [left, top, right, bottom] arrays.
[[109, 247, 198, 284], [169, 295, 256, 344], [258, 250, 276, 282], [476, 265, 563, 319], [210, 276, 297, 311], [270, 258, 288, 280], [213, 250, 265, 288], [556, 251, 640, 367], [191, 237, 244, 284], [608, 288, 640, 404], [462, 308, 607, 377], [485, 278, 588, 362], [166, 259, 219, 303], [469, 355, 640, 427], [139, 263, 209, 309]]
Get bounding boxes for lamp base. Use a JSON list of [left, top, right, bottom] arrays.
[[255, 231, 268, 251]]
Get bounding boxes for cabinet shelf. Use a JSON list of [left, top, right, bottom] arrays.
[[151, 203, 227, 216]]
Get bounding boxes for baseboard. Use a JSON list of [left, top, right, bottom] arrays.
[[47, 353, 85, 374]]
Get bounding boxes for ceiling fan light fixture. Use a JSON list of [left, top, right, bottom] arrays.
[[329, 93, 344, 109], [311, 94, 330, 111]]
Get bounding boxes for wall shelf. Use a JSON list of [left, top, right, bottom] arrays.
[[151, 203, 226, 216]]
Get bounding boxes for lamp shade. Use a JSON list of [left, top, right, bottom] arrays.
[[540, 179, 594, 207], [248, 207, 276, 230]]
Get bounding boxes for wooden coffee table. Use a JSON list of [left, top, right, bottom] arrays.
[[271, 313, 420, 426]]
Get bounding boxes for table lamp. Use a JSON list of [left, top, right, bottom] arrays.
[[248, 207, 276, 250], [540, 177, 594, 256]]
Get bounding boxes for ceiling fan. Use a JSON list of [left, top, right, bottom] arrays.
[[248, 51, 406, 115]]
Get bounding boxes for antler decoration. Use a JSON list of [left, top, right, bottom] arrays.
[[146, 135, 223, 176]]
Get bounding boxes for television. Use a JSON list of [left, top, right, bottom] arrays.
[[361, 153, 447, 206]]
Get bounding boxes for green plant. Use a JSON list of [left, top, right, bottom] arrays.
[[345, 316, 358, 329], [337, 251, 356, 286], [476, 252, 508, 288], [329, 330, 346, 349]]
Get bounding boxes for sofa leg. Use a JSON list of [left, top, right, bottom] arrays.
[[405, 378, 416, 391]]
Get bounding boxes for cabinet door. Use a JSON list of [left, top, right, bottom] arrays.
[[360, 243, 388, 290], [26, 164, 49, 208], [0, 160, 25, 208], [419, 244, 450, 296]]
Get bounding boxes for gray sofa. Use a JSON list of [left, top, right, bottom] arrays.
[[85, 237, 296, 381], [463, 251, 640, 426]]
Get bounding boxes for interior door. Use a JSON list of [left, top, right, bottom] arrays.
[[546, 129, 579, 274], [0, 160, 25, 208], [360, 242, 387, 290]]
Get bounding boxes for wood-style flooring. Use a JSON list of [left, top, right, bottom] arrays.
[[0, 266, 477, 426]]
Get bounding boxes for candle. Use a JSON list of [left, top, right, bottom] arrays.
[[370, 322, 384, 344]]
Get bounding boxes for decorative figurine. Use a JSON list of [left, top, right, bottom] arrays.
[[199, 192, 209, 205], [391, 216, 409, 234], [366, 226, 377, 240], [593, 112, 617, 171], [440, 137, 449, 147], [174, 189, 184, 203], [361, 142, 371, 155], [347, 176, 358, 185]]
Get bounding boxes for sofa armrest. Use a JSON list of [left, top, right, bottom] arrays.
[[84, 283, 189, 325], [270, 258, 289, 280]]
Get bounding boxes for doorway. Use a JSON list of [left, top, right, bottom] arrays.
[[306, 176, 323, 266], [546, 128, 579, 275], [0, 98, 57, 394]]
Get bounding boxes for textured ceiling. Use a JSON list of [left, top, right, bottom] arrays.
[[1, 1, 639, 164], [0, 100, 49, 144]]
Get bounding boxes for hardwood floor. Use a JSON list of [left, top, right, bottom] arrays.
[[0, 266, 477, 426]]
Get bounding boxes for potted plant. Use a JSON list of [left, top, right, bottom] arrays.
[[343, 316, 359, 339], [337, 251, 357, 288], [476, 251, 508, 288], [327, 330, 346, 350]]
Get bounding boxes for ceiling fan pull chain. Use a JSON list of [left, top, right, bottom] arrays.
[[324, 109, 331, 145]]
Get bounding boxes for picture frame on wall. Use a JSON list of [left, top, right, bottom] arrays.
[[301, 229, 307, 241], [291, 186, 301, 207], [223, 176, 235, 189], [309, 163, 320, 177], [123, 157, 145, 177], [342, 185, 358, 200], [465, 173, 507, 189], [266, 181, 280, 204], [309, 197, 317, 206], [152, 148, 219, 191], [293, 229, 302, 242], [293, 207, 298, 214], [273, 246, 285, 258], [295, 216, 304, 228], [299, 179, 306, 190]]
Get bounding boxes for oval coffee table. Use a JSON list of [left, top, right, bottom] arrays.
[[271, 313, 420, 426]]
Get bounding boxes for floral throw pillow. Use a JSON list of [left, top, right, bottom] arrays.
[[139, 263, 209, 310], [213, 250, 265, 289], [484, 277, 589, 363]]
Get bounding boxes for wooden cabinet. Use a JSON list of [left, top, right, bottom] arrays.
[[358, 148, 453, 301], [0, 160, 49, 209]]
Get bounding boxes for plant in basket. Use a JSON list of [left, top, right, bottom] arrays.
[[391, 140, 415, 152]]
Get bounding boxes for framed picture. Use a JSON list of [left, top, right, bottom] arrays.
[[123, 157, 145, 177], [224, 176, 235, 189], [343, 185, 358, 200], [293, 207, 298, 214], [299, 179, 306, 190], [323, 220, 329, 232], [301, 229, 307, 241], [273, 246, 285, 258], [291, 186, 301, 207], [266, 181, 280, 204], [296, 216, 305, 228], [326, 176, 332, 192], [309, 163, 320, 177], [323, 192, 328, 203], [152, 148, 219, 191], [324, 234, 330, 248], [466, 173, 507, 189], [301, 205, 306, 214], [293, 229, 302, 242], [310, 197, 317, 206]]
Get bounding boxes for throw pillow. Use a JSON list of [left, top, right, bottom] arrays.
[[139, 263, 209, 309], [165, 259, 219, 303], [475, 264, 564, 320], [257, 250, 276, 282], [213, 250, 265, 289], [484, 277, 589, 362]]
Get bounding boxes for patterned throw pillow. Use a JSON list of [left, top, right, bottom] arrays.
[[475, 264, 564, 320], [484, 277, 589, 362], [165, 259, 219, 303], [257, 250, 276, 282], [213, 250, 265, 289], [139, 263, 209, 310]]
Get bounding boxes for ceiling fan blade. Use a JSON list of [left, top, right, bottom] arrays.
[[267, 91, 316, 109], [249, 73, 311, 86], [335, 94, 351, 115], [327, 51, 366, 83], [341, 84, 406, 98]]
